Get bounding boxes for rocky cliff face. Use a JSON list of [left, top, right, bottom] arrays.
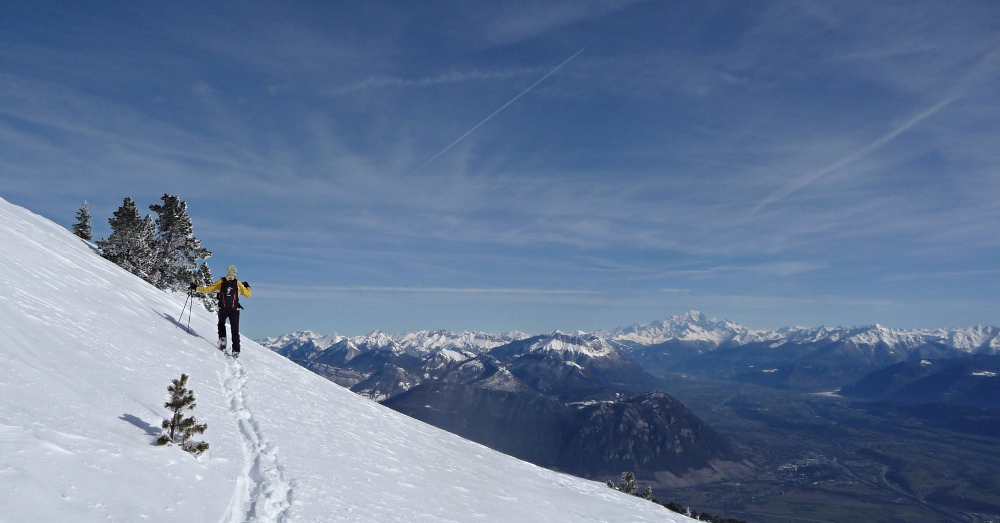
[[383, 384, 737, 477]]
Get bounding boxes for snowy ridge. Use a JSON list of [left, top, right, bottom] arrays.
[[265, 311, 1000, 367], [0, 197, 688, 522], [528, 332, 616, 359], [357, 330, 398, 351], [421, 346, 478, 377], [924, 325, 1000, 351], [597, 310, 778, 347], [261, 331, 345, 352], [842, 324, 928, 349], [396, 330, 525, 355], [264, 330, 530, 358], [599, 311, 1000, 354]]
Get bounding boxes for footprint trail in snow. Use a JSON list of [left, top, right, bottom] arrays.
[[221, 356, 293, 523]]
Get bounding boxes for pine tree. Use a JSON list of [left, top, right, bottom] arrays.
[[72, 200, 92, 241], [156, 373, 209, 456], [608, 471, 639, 495], [194, 261, 218, 312], [97, 197, 156, 279], [606, 471, 657, 501], [148, 194, 212, 292]]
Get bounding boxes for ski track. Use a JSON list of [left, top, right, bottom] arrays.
[[221, 354, 293, 523]]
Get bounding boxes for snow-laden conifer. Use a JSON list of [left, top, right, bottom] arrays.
[[72, 200, 92, 241], [96, 197, 156, 279], [156, 373, 209, 456], [607, 471, 656, 501], [148, 194, 211, 292]]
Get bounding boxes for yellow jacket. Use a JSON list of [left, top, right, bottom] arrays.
[[197, 276, 252, 298]]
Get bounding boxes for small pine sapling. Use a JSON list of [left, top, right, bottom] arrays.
[[607, 471, 746, 523], [156, 373, 209, 456]]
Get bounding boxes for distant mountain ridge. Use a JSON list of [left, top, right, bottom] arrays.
[[262, 312, 1000, 392], [596, 310, 779, 347], [840, 355, 1000, 409], [262, 329, 529, 358], [598, 310, 1000, 353], [263, 310, 1000, 360]]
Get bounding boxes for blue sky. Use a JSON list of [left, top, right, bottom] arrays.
[[3, 1, 999, 338]]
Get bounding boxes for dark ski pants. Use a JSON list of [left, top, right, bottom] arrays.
[[218, 309, 241, 353]]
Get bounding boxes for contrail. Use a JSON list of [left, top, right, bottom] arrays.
[[750, 95, 956, 216], [410, 48, 585, 174], [748, 40, 1000, 216]]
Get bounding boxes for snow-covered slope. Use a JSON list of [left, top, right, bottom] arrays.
[[0, 197, 690, 522]]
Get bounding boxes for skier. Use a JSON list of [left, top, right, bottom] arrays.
[[192, 265, 251, 357]]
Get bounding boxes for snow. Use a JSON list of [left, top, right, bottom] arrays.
[[395, 330, 515, 354], [600, 310, 779, 347], [527, 335, 614, 359], [263, 331, 346, 351], [0, 197, 690, 522], [428, 347, 472, 365], [843, 324, 927, 349], [924, 325, 1000, 352], [600, 312, 1000, 355]]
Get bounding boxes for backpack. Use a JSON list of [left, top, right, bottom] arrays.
[[218, 278, 241, 311]]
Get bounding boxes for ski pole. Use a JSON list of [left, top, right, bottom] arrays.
[[185, 292, 194, 333], [179, 292, 192, 326], [184, 271, 198, 334]]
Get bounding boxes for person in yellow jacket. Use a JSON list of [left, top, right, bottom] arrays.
[[193, 265, 251, 357]]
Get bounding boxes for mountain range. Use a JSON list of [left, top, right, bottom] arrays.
[[261, 310, 1000, 486], [263, 310, 1000, 393]]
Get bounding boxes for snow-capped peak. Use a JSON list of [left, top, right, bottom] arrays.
[[394, 330, 519, 355], [261, 330, 345, 351], [527, 333, 615, 359], [599, 310, 776, 347], [842, 324, 927, 349]]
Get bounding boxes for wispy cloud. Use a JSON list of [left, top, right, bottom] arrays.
[[647, 261, 827, 281], [475, 0, 646, 46], [257, 284, 602, 301], [884, 268, 1000, 282], [308, 286, 597, 294], [327, 67, 548, 96]]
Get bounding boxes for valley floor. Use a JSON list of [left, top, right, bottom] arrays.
[[653, 376, 1000, 523]]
